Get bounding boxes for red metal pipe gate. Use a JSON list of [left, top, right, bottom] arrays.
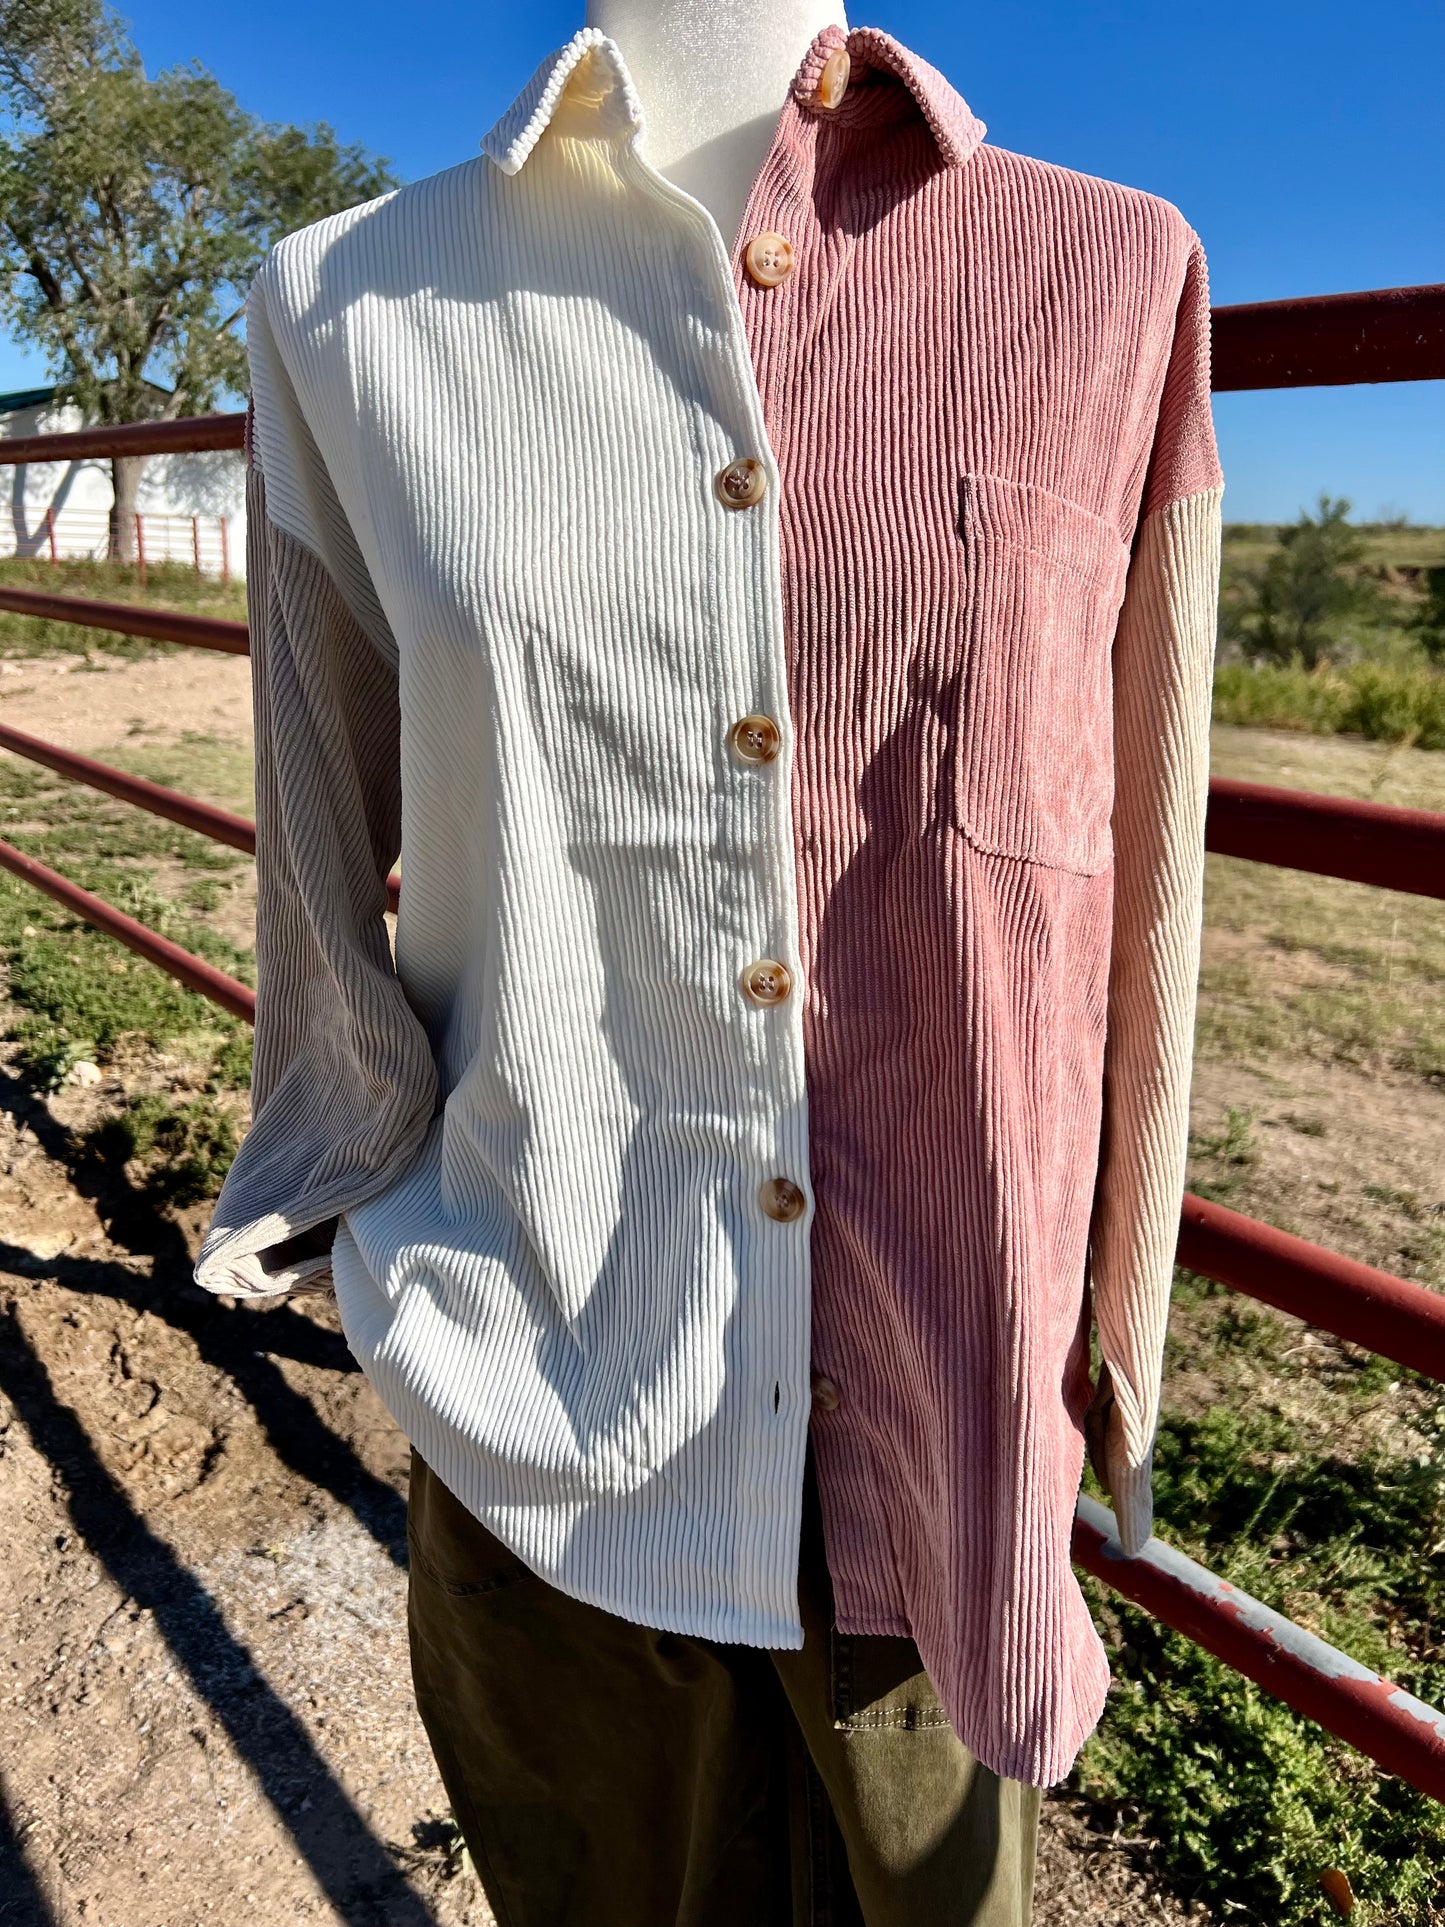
[[2, 282, 1445, 1800]]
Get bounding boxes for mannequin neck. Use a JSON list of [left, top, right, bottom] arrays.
[[583, 0, 848, 251]]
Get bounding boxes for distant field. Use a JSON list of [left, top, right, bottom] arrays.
[[1221, 519, 1445, 577]]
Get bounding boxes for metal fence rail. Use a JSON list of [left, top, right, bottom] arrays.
[[1178, 1192, 1445, 1382], [0, 720, 401, 908], [1210, 282, 1445, 390], [1073, 1499, 1445, 1802], [0, 584, 248, 653], [3, 282, 1445, 1800], [0, 411, 245, 465], [0, 720, 259, 852], [0, 836, 255, 1020], [1208, 776, 1445, 899]]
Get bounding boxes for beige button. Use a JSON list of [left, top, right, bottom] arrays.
[[815, 46, 850, 109], [759, 1176, 807, 1222], [740, 958, 792, 1006], [715, 457, 767, 509], [810, 1371, 842, 1412], [729, 713, 782, 766], [744, 231, 795, 288]]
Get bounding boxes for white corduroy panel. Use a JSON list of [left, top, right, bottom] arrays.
[[199, 35, 816, 1646]]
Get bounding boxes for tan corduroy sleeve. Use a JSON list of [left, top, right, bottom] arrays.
[[193, 305, 438, 1299], [1088, 233, 1224, 1552]]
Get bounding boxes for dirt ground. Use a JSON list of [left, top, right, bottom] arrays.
[[5, 650, 1439, 1926]]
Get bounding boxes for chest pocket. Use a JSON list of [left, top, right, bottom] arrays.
[[950, 473, 1131, 876]]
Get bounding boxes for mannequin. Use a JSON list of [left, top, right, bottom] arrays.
[[584, 0, 848, 251]]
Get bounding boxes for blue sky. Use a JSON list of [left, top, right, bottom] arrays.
[[3, 0, 1441, 521]]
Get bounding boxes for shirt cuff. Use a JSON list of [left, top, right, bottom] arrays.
[[1104, 1426, 1156, 1555], [194, 1216, 339, 1299]]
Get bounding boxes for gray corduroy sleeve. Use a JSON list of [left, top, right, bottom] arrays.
[[193, 287, 438, 1299]]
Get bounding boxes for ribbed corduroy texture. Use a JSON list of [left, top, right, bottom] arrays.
[[194, 20, 1223, 1786], [209, 460, 438, 1298]]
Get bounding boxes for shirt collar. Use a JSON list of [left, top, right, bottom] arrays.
[[481, 21, 986, 179]]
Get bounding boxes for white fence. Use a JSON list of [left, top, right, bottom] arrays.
[[1, 505, 232, 579]]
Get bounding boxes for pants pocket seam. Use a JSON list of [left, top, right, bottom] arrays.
[[406, 1526, 536, 1600]]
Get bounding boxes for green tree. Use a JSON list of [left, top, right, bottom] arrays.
[[0, 0, 394, 557], [1233, 494, 1385, 670]]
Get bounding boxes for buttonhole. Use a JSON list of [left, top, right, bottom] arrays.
[[772, 1381, 781, 1414], [955, 474, 971, 541]]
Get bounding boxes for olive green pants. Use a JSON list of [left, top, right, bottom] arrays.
[[406, 1442, 1040, 1927]]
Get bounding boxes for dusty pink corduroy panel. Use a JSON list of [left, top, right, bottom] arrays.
[[734, 23, 1221, 1780]]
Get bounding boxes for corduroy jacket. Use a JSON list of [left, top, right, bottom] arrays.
[[195, 18, 1223, 1786]]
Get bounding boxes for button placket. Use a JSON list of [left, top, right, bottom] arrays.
[[610, 113, 812, 1442]]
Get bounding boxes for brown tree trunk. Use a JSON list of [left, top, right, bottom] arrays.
[[108, 454, 146, 562]]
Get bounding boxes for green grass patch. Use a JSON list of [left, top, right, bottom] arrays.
[[1077, 1403, 1445, 1925], [2, 894, 253, 1091], [81, 1090, 240, 1206], [1195, 852, 1445, 1087], [1185, 1104, 1261, 1209], [1208, 720, 1445, 813], [2, 761, 244, 876], [0, 758, 252, 1089], [107, 730, 256, 815]]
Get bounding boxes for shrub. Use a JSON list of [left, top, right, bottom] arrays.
[[1212, 660, 1445, 750], [1224, 496, 1387, 669], [1412, 566, 1445, 666]]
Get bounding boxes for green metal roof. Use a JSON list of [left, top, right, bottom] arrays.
[[0, 385, 59, 414]]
